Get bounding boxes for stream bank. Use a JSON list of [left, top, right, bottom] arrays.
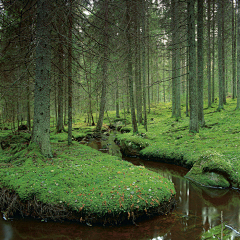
[[0, 130, 176, 226], [1, 130, 240, 239], [115, 132, 240, 190]]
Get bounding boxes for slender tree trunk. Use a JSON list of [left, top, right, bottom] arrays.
[[197, 0, 205, 126], [186, 46, 189, 117], [68, 0, 73, 145], [222, 2, 226, 105], [237, 0, 240, 109], [188, 0, 198, 133], [218, 0, 224, 110], [172, 0, 181, 119], [233, 0, 237, 99], [207, 0, 212, 107], [27, 77, 31, 131], [57, 16, 64, 132], [171, 0, 176, 118], [163, 51, 166, 103], [116, 77, 120, 118], [147, 15, 150, 113], [134, 4, 142, 124], [32, 0, 52, 157], [142, 0, 147, 131], [138, 21, 142, 123], [126, 0, 138, 133], [64, 80, 67, 125], [96, 0, 109, 132], [212, 0, 215, 103], [175, 0, 181, 119]]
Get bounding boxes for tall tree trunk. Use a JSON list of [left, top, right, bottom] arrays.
[[27, 77, 31, 131], [218, 0, 224, 110], [186, 46, 189, 117], [171, 0, 176, 118], [207, 0, 212, 107], [68, 0, 73, 145], [197, 0, 205, 126], [212, 0, 215, 103], [57, 16, 64, 132], [96, 0, 109, 132], [188, 0, 198, 133], [147, 15, 150, 113], [172, 0, 181, 119], [134, 3, 142, 124], [32, 0, 52, 157], [142, 0, 147, 131], [237, 0, 240, 109], [116, 77, 120, 118], [126, 0, 138, 133], [233, 0, 237, 99], [222, 1, 226, 104]]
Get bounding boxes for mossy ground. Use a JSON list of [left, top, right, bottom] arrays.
[[115, 98, 240, 189], [201, 223, 234, 239], [0, 127, 175, 225]]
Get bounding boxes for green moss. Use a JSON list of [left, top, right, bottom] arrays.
[[0, 141, 175, 223], [114, 98, 240, 189], [201, 223, 232, 239], [185, 151, 240, 188]]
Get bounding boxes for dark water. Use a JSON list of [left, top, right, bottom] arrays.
[[1, 136, 240, 240]]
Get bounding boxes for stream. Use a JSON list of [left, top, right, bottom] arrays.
[[1, 133, 240, 240]]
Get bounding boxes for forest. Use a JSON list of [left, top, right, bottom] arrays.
[[0, 0, 240, 239]]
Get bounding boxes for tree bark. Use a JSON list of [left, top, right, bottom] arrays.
[[222, 1, 226, 104], [188, 0, 198, 133], [56, 15, 64, 133], [68, 0, 73, 145], [172, 0, 181, 119], [27, 77, 31, 131], [186, 46, 189, 117], [126, 0, 138, 133], [96, 0, 109, 132], [32, 0, 52, 157], [171, 0, 176, 118], [237, 0, 240, 109], [116, 77, 120, 118], [207, 0, 212, 107], [233, 0, 237, 99], [218, 0, 224, 110], [142, 0, 147, 131], [212, 0, 215, 103], [134, 2, 142, 124], [197, 0, 205, 126]]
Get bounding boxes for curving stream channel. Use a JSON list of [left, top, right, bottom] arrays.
[[1, 133, 240, 240]]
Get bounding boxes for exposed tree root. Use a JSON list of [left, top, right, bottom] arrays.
[[0, 187, 176, 225]]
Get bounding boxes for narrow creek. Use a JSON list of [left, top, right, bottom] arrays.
[[1, 132, 240, 240]]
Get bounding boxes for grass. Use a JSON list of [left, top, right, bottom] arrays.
[[115, 98, 240, 189]]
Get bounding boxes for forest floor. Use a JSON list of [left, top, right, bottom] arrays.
[[0, 97, 239, 225], [116, 98, 240, 189], [0, 123, 175, 225]]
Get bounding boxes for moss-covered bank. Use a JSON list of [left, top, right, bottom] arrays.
[[0, 131, 175, 225], [115, 98, 240, 189]]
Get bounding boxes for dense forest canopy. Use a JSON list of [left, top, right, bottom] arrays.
[[0, 0, 238, 155]]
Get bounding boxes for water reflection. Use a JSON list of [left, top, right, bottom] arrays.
[[1, 152, 240, 239], [1, 220, 13, 240]]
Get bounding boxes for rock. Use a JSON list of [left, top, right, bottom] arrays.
[[185, 152, 232, 188], [186, 171, 230, 188]]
